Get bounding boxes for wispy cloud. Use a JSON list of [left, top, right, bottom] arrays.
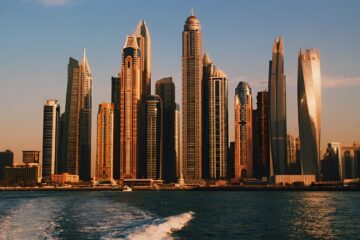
[[24, 0, 76, 7], [322, 75, 360, 89]]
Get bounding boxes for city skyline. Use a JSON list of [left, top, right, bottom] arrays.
[[1, 0, 360, 168]]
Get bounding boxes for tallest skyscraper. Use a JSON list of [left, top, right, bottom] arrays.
[[182, 13, 203, 182], [269, 36, 288, 175]]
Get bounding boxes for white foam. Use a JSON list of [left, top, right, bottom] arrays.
[[127, 211, 194, 240]]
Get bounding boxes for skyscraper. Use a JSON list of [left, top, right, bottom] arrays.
[[253, 91, 270, 178], [62, 50, 93, 180], [287, 134, 301, 174], [182, 13, 203, 182], [321, 142, 341, 181], [96, 103, 114, 182], [62, 57, 81, 176], [297, 48, 321, 176], [234, 82, 253, 179], [155, 77, 176, 183], [42, 99, 60, 180], [145, 95, 162, 180], [79, 49, 92, 181], [175, 103, 182, 182], [202, 53, 228, 179], [268, 35, 288, 175], [111, 76, 121, 180], [227, 142, 235, 179], [119, 34, 141, 179]]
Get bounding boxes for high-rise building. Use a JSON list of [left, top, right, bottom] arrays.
[[57, 113, 65, 174], [234, 82, 253, 179], [79, 49, 92, 181], [182, 14, 203, 182], [42, 100, 60, 180], [96, 103, 114, 182], [269, 35, 287, 175], [155, 77, 176, 183], [341, 143, 360, 179], [111, 76, 121, 180], [145, 95, 162, 180], [321, 142, 341, 181], [253, 91, 270, 178], [0, 150, 13, 180], [202, 53, 228, 179], [119, 34, 141, 179], [62, 50, 93, 180], [175, 103, 182, 181], [298, 48, 321, 177], [286, 135, 302, 174]]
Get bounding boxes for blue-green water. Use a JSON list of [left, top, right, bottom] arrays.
[[0, 191, 359, 239]]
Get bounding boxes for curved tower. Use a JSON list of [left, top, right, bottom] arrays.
[[297, 48, 321, 176], [234, 82, 253, 179], [182, 14, 203, 182]]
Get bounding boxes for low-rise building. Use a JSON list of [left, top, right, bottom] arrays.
[[4, 163, 40, 185], [51, 173, 79, 185], [0, 150, 14, 180], [275, 175, 316, 186]]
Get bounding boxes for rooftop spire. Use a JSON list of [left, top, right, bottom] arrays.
[[191, 7, 194, 16], [81, 48, 91, 74]]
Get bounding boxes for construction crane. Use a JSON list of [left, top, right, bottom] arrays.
[[253, 80, 268, 91]]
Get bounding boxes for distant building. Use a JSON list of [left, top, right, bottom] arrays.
[[253, 91, 270, 178], [234, 81, 253, 179], [182, 14, 203, 182], [341, 143, 360, 179], [4, 163, 40, 185], [321, 142, 341, 181], [51, 173, 79, 185], [155, 77, 176, 183], [202, 53, 228, 180], [269, 35, 288, 175], [287, 134, 301, 174], [298, 49, 321, 177], [145, 95, 162, 180], [42, 99, 60, 180], [275, 175, 316, 186], [23, 151, 40, 164], [0, 150, 13, 180], [175, 103, 182, 181], [96, 103, 114, 182]]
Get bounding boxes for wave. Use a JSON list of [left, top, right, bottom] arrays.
[[127, 211, 194, 240]]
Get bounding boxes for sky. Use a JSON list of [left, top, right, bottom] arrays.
[[0, 0, 359, 165]]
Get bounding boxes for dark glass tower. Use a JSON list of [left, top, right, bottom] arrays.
[[155, 77, 176, 183], [269, 35, 287, 175], [111, 76, 121, 180]]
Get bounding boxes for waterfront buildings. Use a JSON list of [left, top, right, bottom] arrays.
[[111, 76, 121, 180], [4, 163, 40, 185], [155, 77, 176, 182], [269, 35, 288, 175], [202, 53, 228, 179], [0, 150, 13, 180], [234, 82, 253, 179], [182, 14, 203, 182], [341, 143, 360, 179], [42, 100, 60, 180], [61, 50, 92, 180], [96, 103, 114, 182], [298, 49, 321, 177], [253, 91, 270, 178], [227, 142, 235, 179], [119, 34, 141, 179], [321, 142, 342, 181], [145, 95, 162, 180]]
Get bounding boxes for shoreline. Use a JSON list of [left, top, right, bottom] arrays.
[[1, 185, 359, 192]]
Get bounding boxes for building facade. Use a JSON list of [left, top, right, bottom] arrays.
[[42, 99, 60, 180], [321, 142, 341, 181], [234, 82, 253, 179], [298, 48, 321, 177], [155, 77, 176, 183], [119, 35, 141, 179], [0, 150, 13, 180], [202, 53, 228, 179], [111, 76, 121, 179], [96, 103, 114, 182], [175, 103, 182, 181], [268, 35, 288, 175], [145, 95, 162, 180], [182, 14, 203, 182]]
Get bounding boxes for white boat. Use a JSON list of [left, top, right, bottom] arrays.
[[122, 185, 132, 192]]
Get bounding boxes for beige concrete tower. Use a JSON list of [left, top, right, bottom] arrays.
[[182, 13, 203, 182], [96, 103, 114, 182], [119, 35, 141, 179], [234, 82, 253, 179]]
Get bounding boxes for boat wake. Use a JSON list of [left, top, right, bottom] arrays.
[[127, 211, 194, 240]]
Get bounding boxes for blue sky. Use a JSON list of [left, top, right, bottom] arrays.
[[0, 0, 359, 163]]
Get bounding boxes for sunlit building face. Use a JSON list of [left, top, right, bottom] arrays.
[[297, 49, 321, 176]]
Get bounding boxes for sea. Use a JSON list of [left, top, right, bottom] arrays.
[[0, 191, 359, 239]]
